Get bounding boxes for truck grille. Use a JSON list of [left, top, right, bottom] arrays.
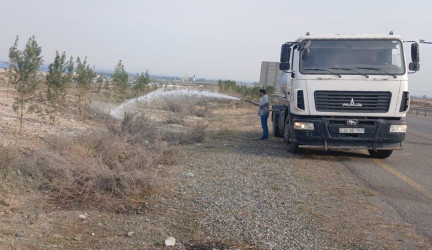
[[314, 91, 391, 113]]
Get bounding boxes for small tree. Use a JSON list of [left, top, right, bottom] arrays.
[[8, 36, 43, 134], [6, 47, 19, 98], [95, 72, 105, 94], [218, 79, 237, 92], [133, 70, 150, 97], [112, 60, 129, 101], [74, 57, 95, 121], [103, 79, 115, 113], [45, 51, 74, 125]]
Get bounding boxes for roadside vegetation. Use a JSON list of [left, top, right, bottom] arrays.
[[1, 35, 210, 210], [74, 57, 95, 122], [218, 79, 275, 101], [0, 35, 217, 215], [112, 60, 129, 102], [8, 36, 43, 134], [20, 114, 178, 208], [411, 96, 432, 108], [45, 51, 74, 124], [0, 37, 245, 213], [0, 98, 210, 210], [6, 35, 155, 133]]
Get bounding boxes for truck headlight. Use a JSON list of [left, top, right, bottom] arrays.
[[294, 122, 315, 130], [389, 125, 407, 133]]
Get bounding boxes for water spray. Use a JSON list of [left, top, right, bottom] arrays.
[[111, 88, 242, 119]]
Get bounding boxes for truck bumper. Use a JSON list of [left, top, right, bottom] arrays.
[[292, 117, 406, 150]]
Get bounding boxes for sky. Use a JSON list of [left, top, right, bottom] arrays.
[[1, 0, 432, 96]]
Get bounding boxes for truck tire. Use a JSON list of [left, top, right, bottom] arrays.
[[368, 150, 393, 159], [284, 115, 299, 153], [272, 109, 283, 137], [273, 122, 282, 137]]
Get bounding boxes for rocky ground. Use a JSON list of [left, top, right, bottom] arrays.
[[0, 80, 431, 249]]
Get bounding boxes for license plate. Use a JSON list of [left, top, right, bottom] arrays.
[[339, 128, 365, 134]]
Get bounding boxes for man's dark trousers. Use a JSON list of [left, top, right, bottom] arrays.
[[260, 114, 269, 139]]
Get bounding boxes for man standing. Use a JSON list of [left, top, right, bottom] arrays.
[[245, 89, 270, 139]]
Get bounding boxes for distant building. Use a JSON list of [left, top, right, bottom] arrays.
[[183, 75, 190, 83], [259, 61, 284, 87]]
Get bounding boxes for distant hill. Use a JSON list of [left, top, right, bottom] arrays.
[[0, 61, 48, 72]]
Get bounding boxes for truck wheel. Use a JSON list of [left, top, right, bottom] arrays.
[[272, 107, 283, 138], [368, 150, 393, 159], [273, 122, 282, 137], [284, 118, 299, 153]]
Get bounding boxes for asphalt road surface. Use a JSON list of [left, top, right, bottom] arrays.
[[337, 115, 432, 243]]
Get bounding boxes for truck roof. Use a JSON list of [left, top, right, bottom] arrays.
[[296, 34, 403, 41]]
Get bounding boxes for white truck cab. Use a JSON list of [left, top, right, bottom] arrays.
[[272, 33, 420, 158]]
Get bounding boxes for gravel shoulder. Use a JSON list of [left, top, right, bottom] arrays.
[[165, 103, 431, 249]]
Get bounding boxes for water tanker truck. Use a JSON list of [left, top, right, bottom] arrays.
[[272, 33, 420, 158]]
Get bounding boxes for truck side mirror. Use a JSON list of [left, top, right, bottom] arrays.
[[280, 44, 291, 63], [409, 62, 420, 71], [411, 42, 420, 63], [298, 40, 311, 51], [302, 48, 310, 61], [279, 62, 290, 71]]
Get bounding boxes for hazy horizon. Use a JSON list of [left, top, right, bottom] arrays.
[[1, 0, 431, 95]]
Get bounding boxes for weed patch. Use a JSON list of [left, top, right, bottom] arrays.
[[21, 113, 176, 209], [0, 145, 19, 180], [161, 122, 208, 145]]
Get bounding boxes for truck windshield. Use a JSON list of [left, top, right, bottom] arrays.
[[300, 39, 405, 76]]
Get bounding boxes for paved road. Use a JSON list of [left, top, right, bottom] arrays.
[[339, 116, 432, 243]]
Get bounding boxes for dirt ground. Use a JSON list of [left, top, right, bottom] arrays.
[[0, 78, 431, 249]]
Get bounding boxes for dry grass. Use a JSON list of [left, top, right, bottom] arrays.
[[165, 114, 183, 124], [157, 98, 211, 144], [164, 99, 187, 113], [0, 86, 217, 211], [0, 145, 19, 180], [18, 113, 177, 209], [163, 99, 207, 117], [411, 98, 432, 108], [1, 100, 209, 210], [161, 122, 208, 145]]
